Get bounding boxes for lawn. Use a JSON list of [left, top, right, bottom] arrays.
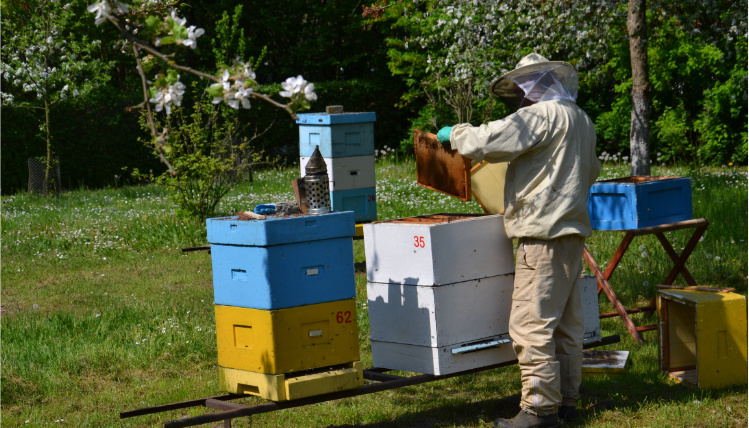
[[1, 158, 747, 427]]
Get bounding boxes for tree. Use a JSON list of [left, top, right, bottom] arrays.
[[84, 0, 318, 219], [1, 0, 113, 195], [628, 0, 651, 175], [367, 0, 621, 142]]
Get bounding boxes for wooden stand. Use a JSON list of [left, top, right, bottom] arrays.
[[583, 218, 709, 344]]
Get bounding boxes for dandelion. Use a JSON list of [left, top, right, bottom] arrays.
[[714, 256, 721, 262], [706, 254, 713, 259], [642, 280, 649, 287], [640, 251, 648, 258]]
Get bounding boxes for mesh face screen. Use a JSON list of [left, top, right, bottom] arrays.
[[413, 130, 472, 202]]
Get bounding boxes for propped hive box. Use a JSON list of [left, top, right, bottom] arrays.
[[219, 362, 363, 401], [297, 112, 376, 158], [363, 213, 514, 286], [579, 275, 602, 344], [471, 161, 508, 214], [206, 212, 356, 310], [657, 289, 748, 389], [215, 299, 360, 374], [588, 176, 692, 230]]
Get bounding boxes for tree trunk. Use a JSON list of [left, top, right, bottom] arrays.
[[628, 0, 651, 176]]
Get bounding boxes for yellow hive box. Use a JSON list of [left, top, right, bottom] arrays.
[[215, 299, 360, 374], [657, 289, 748, 389], [219, 362, 364, 401]]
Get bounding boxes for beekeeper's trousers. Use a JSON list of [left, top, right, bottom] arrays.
[[510, 235, 585, 416]]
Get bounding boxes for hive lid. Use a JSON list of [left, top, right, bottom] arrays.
[[413, 130, 472, 201], [206, 211, 355, 246], [596, 175, 684, 184], [296, 112, 376, 125], [471, 161, 507, 214]]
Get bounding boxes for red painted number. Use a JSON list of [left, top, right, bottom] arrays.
[[414, 236, 426, 248], [336, 311, 352, 323], [367, 194, 376, 202]]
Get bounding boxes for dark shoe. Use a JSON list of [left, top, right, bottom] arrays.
[[558, 406, 578, 425], [493, 409, 559, 428]]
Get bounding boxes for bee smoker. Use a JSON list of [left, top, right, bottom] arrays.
[[302, 146, 331, 214]]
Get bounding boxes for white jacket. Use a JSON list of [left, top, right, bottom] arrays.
[[450, 99, 601, 239]]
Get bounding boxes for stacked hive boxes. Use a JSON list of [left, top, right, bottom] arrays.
[[363, 213, 516, 375], [297, 111, 377, 222], [364, 214, 602, 375], [206, 211, 364, 401]]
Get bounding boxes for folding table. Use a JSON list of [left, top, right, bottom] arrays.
[[583, 218, 709, 343]]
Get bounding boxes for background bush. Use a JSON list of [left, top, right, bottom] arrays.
[[2, 0, 746, 194]]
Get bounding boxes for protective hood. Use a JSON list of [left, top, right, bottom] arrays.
[[490, 53, 578, 103]]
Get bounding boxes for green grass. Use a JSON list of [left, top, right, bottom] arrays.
[[2, 159, 747, 427]]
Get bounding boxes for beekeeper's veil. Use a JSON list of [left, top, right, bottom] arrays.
[[490, 53, 578, 103]]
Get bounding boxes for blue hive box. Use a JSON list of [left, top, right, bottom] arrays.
[[588, 176, 692, 230], [207, 212, 356, 310], [331, 187, 377, 222], [297, 112, 376, 158]]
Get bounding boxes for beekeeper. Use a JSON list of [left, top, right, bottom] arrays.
[[437, 53, 601, 428]]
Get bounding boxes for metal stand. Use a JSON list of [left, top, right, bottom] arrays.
[[121, 335, 620, 427], [583, 218, 709, 344]]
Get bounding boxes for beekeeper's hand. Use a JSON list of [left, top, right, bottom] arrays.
[[437, 126, 453, 147]]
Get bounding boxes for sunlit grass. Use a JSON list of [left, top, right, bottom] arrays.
[[1, 161, 746, 427]]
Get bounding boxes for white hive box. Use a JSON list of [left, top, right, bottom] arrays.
[[363, 213, 514, 286], [580, 275, 602, 344], [300, 155, 376, 192], [367, 274, 514, 347], [368, 274, 602, 375], [370, 335, 516, 375]]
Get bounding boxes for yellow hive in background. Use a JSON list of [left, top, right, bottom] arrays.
[[215, 299, 360, 375], [218, 362, 364, 401], [657, 289, 748, 389]]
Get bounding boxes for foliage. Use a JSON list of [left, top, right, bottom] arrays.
[[371, 0, 747, 166], [369, 1, 621, 134], [1, 0, 113, 194], [591, 0, 748, 165], [134, 83, 275, 221]]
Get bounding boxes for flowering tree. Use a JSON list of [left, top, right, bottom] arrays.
[[367, 0, 621, 130], [86, 0, 317, 175], [1, 0, 113, 195]]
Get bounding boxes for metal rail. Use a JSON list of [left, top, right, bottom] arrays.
[[121, 335, 621, 427]]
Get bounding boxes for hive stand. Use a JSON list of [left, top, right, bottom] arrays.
[[583, 218, 709, 344]]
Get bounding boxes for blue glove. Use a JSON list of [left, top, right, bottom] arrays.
[[437, 126, 453, 145], [254, 204, 276, 215]]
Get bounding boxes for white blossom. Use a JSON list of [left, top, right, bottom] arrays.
[[181, 26, 205, 49], [149, 80, 186, 115], [87, 1, 128, 25]]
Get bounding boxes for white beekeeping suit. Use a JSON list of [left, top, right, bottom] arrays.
[[446, 53, 601, 427]]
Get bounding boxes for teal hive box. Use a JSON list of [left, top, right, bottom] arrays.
[[331, 187, 377, 222], [297, 112, 376, 158], [588, 176, 692, 230], [206, 212, 356, 310]]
